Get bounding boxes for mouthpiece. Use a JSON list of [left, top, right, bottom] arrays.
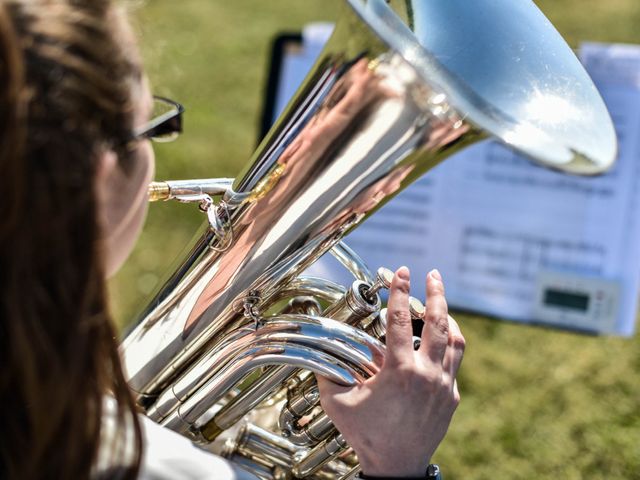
[[148, 181, 171, 202]]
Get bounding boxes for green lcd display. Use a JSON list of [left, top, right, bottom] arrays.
[[543, 289, 590, 311]]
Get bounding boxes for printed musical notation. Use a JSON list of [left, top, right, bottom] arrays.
[[274, 35, 640, 335], [480, 143, 618, 199], [315, 43, 640, 335], [455, 227, 607, 315]]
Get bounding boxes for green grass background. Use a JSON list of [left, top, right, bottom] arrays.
[[111, 2, 640, 478]]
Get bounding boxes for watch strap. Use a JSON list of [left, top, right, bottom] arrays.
[[358, 464, 442, 480]]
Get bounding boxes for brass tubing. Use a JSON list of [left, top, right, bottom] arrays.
[[321, 281, 381, 326], [292, 433, 349, 478], [233, 424, 299, 469], [147, 178, 235, 202], [341, 465, 362, 480], [199, 365, 297, 442], [282, 297, 322, 316], [224, 426, 352, 480], [329, 241, 374, 284], [221, 452, 275, 480], [199, 297, 323, 441], [269, 277, 346, 306]]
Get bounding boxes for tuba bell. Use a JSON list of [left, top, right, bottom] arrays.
[[121, 0, 616, 478]]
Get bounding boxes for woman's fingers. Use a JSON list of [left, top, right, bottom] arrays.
[[419, 269, 450, 365], [383, 266, 415, 366], [442, 314, 466, 380], [315, 374, 354, 420], [315, 373, 349, 397]]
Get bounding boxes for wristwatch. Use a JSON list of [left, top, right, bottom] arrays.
[[358, 463, 442, 480]]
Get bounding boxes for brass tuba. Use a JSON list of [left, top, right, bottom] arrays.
[[122, 0, 616, 478]]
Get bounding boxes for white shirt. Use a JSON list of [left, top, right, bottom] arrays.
[[98, 397, 257, 480], [138, 416, 257, 480]]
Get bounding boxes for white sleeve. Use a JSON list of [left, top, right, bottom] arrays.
[[138, 416, 258, 480]]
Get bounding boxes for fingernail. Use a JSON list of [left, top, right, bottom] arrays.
[[429, 269, 442, 282], [397, 266, 410, 280]]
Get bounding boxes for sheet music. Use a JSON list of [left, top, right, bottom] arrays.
[[272, 36, 640, 335]]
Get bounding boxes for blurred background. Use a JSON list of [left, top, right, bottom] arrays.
[[111, 1, 640, 479]]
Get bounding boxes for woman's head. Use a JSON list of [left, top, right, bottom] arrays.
[[0, 0, 149, 478]]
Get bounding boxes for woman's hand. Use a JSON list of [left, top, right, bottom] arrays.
[[316, 267, 465, 478]]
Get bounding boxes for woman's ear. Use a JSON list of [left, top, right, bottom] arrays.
[[94, 146, 153, 277], [95, 149, 126, 235]]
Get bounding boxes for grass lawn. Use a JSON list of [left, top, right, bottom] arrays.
[[111, 2, 640, 478]]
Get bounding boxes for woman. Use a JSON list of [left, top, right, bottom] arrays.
[[0, 1, 146, 478], [0, 0, 465, 479]]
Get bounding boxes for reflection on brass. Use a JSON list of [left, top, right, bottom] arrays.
[[200, 418, 224, 443], [122, 1, 616, 478], [408, 296, 425, 320], [246, 162, 286, 204], [367, 57, 381, 72]]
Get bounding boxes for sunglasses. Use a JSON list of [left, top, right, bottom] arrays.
[[135, 96, 185, 142]]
